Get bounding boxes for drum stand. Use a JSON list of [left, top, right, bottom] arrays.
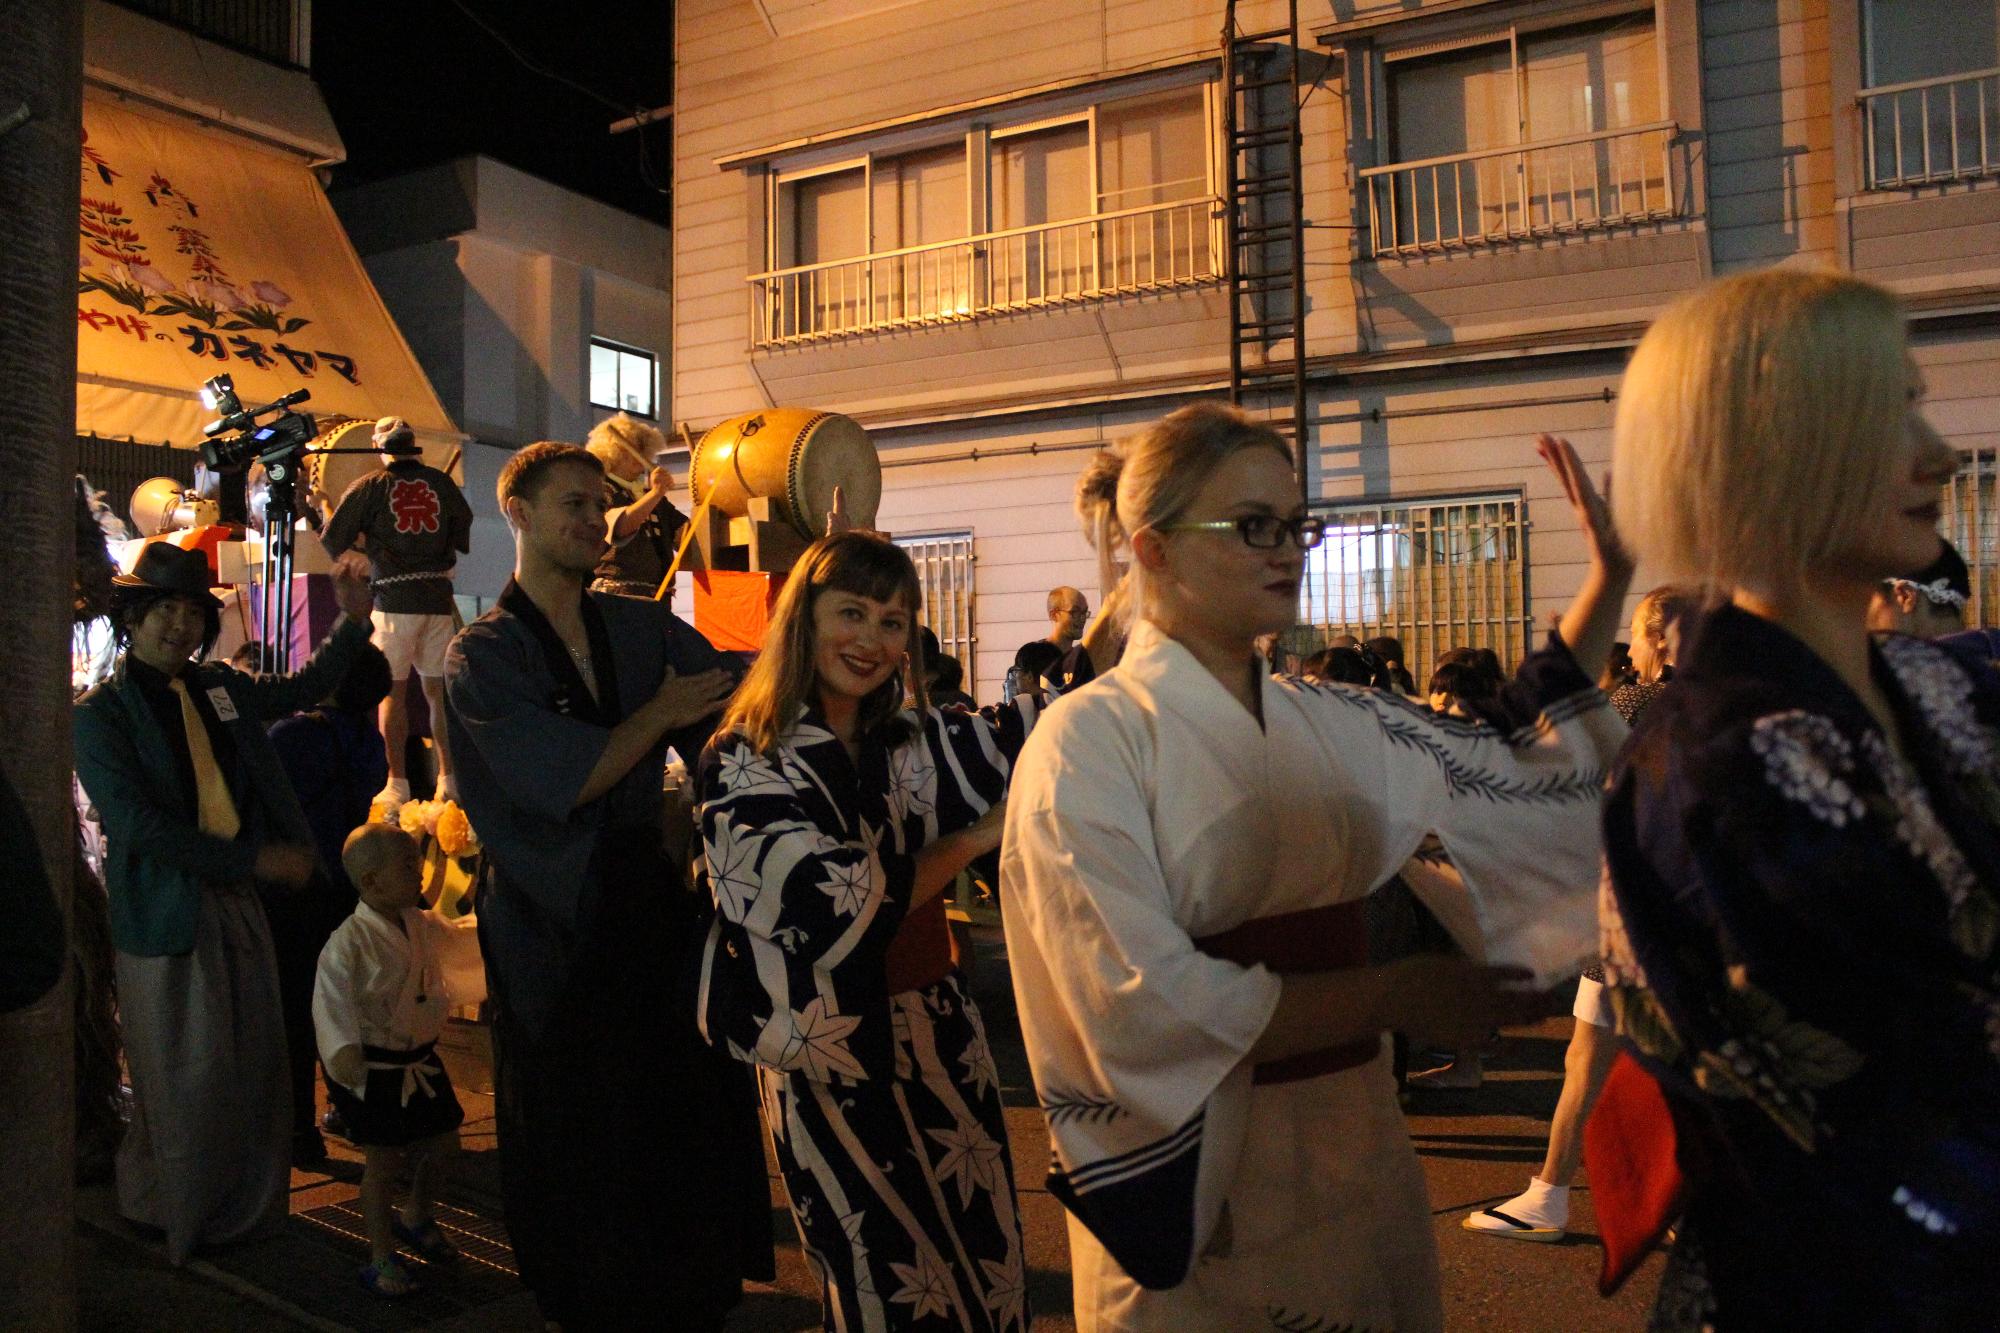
[[691, 495, 812, 574]]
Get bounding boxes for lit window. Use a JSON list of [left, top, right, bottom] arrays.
[[589, 340, 656, 418]]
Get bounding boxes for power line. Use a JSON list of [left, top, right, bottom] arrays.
[[444, 0, 670, 195]]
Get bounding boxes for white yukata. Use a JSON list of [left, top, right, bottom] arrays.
[[1000, 620, 1624, 1332], [312, 903, 486, 1102]]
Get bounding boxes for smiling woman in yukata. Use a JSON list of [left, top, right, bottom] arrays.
[[1000, 401, 1633, 1331], [694, 531, 1025, 1332]]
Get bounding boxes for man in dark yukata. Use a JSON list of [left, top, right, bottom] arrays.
[[443, 441, 771, 1330]]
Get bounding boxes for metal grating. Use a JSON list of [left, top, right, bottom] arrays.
[[1296, 493, 1529, 676], [895, 530, 977, 685], [1946, 448, 1999, 627]]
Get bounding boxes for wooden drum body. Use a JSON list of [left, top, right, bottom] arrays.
[[689, 408, 880, 541], [305, 418, 383, 513]]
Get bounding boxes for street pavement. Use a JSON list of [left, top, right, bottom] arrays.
[[81, 922, 1663, 1331]]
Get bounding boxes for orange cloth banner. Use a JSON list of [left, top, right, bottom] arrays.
[[75, 97, 456, 455], [692, 570, 783, 653]]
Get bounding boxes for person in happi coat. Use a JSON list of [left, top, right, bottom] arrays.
[[443, 442, 769, 1330], [73, 543, 376, 1262], [1000, 402, 1633, 1331], [693, 531, 1024, 1332], [586, 411, 688, 600], [321, 416, 473, 807], [1589, 269, 2000, 1328]]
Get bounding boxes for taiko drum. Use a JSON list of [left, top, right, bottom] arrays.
[[688, 408, 881, 541]]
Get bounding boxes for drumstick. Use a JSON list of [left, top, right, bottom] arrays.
[[655, 479, 719, 601]]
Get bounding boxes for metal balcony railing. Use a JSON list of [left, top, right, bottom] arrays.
[[749, 196, 1222, 346], [1861, 67, 2000, 189], [1361, 121, 1683, 257]]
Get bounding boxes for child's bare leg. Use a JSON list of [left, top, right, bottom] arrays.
[[361, 1146, 408, 1263], [402, 1130, 458, 1228]]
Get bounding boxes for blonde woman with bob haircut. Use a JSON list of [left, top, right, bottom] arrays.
[[692, 531, 1026, 1331], [1591, 268, 1999, 1328], [1000, 400, 1634, 1330]]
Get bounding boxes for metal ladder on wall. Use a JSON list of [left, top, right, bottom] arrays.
[[1221, 0, 1309, 500]]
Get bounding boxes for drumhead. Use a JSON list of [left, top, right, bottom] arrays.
[[790, 413, 880, 539], [306, 418, 381, 511]]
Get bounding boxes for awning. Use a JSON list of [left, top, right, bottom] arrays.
[[75, 96, 460, 465]]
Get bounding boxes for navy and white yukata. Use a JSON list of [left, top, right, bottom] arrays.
[[1001, 620, 1624, 1331], [695, 706, 1028, 1331], [445, 581, 769, 1330], [1596, 606, 2000, 1328]]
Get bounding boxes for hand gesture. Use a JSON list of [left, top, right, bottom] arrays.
[[1387, 956, 1555, 1050], [648, 466, 673, 496], [1536, 434, 1632, 581], [647, 666, 736, 731], [331, 557, 375, 620], [825, 485, 852, 537], [254, 842, 317, 890]]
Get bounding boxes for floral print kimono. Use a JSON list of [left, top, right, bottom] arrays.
[[694, 705, 1027, 1332], [1598, 605, 2000, 1329]]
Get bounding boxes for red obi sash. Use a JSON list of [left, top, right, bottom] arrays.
[[1195, 901, 1379, 1085], [884, 894, 956, 996]]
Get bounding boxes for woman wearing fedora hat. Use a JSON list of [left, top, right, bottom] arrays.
[[74, 542, 375, 1263]]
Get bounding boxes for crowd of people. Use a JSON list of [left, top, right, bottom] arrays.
[[59, 265, 2000, 1331]]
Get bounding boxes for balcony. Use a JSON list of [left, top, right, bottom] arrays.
[[749, 197, 1222, 347], [1361, 122, 1685, 258], [1861, 68, 2000, 190]]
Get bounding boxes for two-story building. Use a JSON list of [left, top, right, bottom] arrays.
[[333, 155, 675, 601], [674, 0, 2000, 698]]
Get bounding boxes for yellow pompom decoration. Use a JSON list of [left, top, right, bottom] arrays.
[[435, 802, 474, 858], [397, 800, 430, 837]]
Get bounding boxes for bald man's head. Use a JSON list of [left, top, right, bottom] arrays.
[[342, 823, 423, 914], [1046, 586, 1088, 646]]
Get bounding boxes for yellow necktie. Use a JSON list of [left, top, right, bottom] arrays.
[[170, 677, 242, 839]]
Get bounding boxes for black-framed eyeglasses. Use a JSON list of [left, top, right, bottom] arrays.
[[1161, 515, 1326, 550]]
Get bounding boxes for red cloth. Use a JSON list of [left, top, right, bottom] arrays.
[[1195, 901, 1379, 1084], [1584, 1050, 1686, 1294], [691, 570, 782, 653], [883, 895, 954, 996]]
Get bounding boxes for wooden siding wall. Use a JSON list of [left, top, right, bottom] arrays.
[[673, 0, 2000, 699], [674, 0, 1295, 428], [1701, 0, 1837, 270]]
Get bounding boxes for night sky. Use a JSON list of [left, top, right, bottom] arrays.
[[312, 2, 673, 223]]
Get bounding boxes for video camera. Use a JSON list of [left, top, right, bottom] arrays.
[[196, 374, 315, 473]]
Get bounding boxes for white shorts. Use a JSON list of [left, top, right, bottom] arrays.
[[1572, 974, 1614, 1029], [371, 610, 454, 679]]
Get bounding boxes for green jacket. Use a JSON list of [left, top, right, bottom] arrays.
[[74, 616, 372, 956]]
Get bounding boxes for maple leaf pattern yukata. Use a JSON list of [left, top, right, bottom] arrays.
[[695, 706, 1027, 1332]]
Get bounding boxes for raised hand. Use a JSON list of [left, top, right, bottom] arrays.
[[648, 466, 673, 496], [1536, 434, 1632, 581], [825, 484, 851, 537]]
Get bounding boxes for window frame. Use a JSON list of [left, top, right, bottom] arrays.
[[1297, 490, 1532, 672], [758, 76, 1218, 285], [588, 337, 658, 420], [1374, 2, 1665, 159]]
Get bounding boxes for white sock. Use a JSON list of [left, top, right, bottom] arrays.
[[1509, 1176, 1569, 1227]]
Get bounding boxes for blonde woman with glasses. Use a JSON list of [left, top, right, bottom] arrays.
[[1592, 268, 1998, 1328], [1001, 401, 1632, 1330]]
